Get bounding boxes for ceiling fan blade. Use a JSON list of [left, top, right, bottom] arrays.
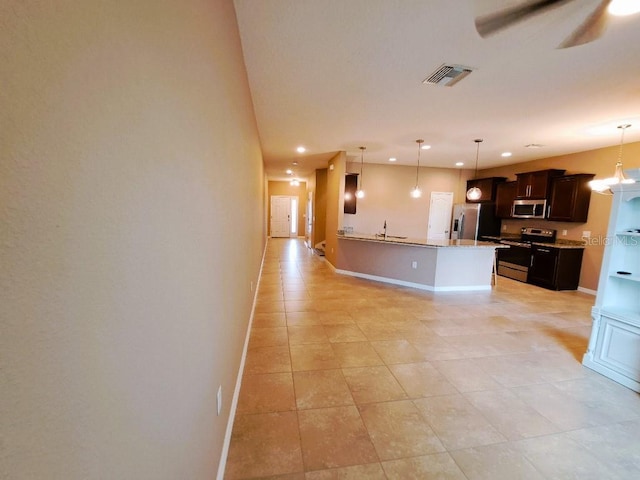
[[557, 0, 611, 48], [475, 0, 574, 37]]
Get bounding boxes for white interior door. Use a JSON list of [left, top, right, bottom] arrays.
[[271, 196, 291, 237], [427, 192, 454, 239]]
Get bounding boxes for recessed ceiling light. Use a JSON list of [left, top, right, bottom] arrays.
[[421, 145, 431, 150], [389, 157, 397, 162], [525, 144, 544, 148], [286, 169, 293, 175], [608, 0, 640, 16], [501, 152, 512, 157], [296, 146, 306, 153], [455, 162, 464, 166]]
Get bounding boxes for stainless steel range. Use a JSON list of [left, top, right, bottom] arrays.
[[497, 227, 556, 282]]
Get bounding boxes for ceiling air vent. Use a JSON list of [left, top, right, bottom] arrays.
[[423, 64, 473, 87]]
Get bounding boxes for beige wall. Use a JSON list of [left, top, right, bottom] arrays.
[[313, 168, 328, 248], [267, 181, 307, 236], [325, 152, 347, 265], [479, 142, 640, 291], [304, 173, 316, 244], [343, 162, 470, 238], [0, 1, 265, 478]]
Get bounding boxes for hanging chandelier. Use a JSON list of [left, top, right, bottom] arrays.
[[466, 139, 484, 201], [410, 139, 424, 198], [355, 146, 366, 199], [589, 124, 636, 195]]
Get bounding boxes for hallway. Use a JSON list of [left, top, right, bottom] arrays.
[[224, 238, 640, 479]]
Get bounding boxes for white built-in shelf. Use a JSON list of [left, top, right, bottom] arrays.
[[583, 182, 640, 393], [599, 307, 640, 325], [609, 272, 640, 282]]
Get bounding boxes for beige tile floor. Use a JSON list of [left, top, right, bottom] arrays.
[[224, 238, 640, 479]]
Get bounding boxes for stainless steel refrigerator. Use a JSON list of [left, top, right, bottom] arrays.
[[450, 203, 501, 240]]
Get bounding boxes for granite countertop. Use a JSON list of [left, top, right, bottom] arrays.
[[544, 239, 587, 249], [481, 235, 586, 250], [338, 232, 506, 249]]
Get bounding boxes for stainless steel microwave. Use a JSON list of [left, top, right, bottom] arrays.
[[512, 199, 547, 219]]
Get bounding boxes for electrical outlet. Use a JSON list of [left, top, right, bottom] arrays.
[[217, 386, 222, 415], [582, 231, 591, 238], [562, 230, 567, 236], [411, 261, 418, 269], [502, 224, 507, 231]]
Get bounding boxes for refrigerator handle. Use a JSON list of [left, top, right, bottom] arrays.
[[458, 213, 464, 238]]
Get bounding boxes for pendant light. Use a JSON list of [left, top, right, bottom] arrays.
[[466, 139, 484, 201], [410, 139, 424, 198], [355, 146, 366, 199], [589, 124, 636, 195]]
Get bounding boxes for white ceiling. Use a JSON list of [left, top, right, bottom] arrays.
[[233, 0, 640, 181]]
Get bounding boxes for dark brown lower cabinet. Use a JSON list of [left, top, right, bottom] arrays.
[[528, 245, 584, 290]]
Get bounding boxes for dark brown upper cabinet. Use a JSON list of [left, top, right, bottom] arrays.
[[547, 173, 595, 222], [495, 181, 517, 218], [344, 174, 358, 214], [465, 177, 507, 203], [515, 169, 565, 199]]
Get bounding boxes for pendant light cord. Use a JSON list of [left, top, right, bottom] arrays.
[[617, 124, 630, 166], [359, 146, 365, 188], [589, 123, 634, 194], [415, 139, 423, 187], [473, 139, 483, 178]]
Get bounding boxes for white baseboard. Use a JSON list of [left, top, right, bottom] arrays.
[[216, 242, 267, 480], [334, 268, 492, 292], [577, 286, 597, 296]]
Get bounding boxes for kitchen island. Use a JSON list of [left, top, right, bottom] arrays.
[[335, 233, 505, 292]]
